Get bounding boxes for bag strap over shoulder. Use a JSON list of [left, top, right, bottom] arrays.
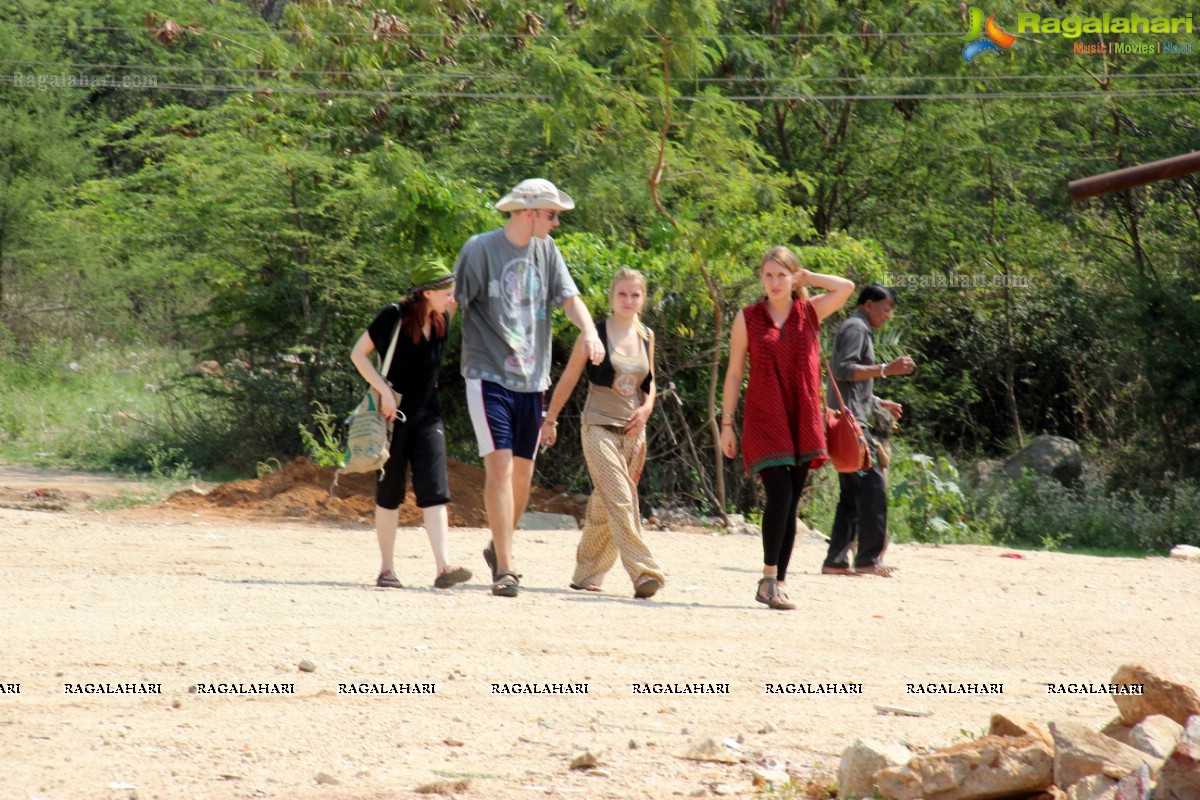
[[378, 304, 402, 378], [821, 349, 851, 416]]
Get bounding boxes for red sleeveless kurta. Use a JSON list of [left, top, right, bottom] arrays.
[[741, 298, 828, 475]]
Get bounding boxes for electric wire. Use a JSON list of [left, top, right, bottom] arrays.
[[2, 58, 1199, 85], [5, 70, 1200, 103]]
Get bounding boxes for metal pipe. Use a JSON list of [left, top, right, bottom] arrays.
[[1069, 151, 1200, 201]]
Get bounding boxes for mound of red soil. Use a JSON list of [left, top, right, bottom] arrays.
[[167, 457, 581, 527]]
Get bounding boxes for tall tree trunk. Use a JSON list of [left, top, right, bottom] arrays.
[[646, 29, 729, 526]]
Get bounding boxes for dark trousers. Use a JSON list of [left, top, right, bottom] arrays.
[[823, 442, 888, 568]]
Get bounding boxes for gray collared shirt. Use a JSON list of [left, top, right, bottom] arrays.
[[826, 309, 876, 428]]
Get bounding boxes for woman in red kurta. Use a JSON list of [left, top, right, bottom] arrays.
[[720, 247, 854, 609]]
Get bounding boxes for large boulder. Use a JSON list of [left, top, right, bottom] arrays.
[[1049, 721, 1161, 789], [1001, 435, 1083, 486], [1110, 664, 1200, 727], [836, 739, 912, 799], [1156, 715, 1200, 800], [874, 733, 1053, 800]]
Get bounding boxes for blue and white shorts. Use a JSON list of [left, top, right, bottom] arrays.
[[465, 379, 544, 460]]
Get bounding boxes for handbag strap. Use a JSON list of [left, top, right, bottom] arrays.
[[377, 304, 402, 379], [820, 349, 851, 416]]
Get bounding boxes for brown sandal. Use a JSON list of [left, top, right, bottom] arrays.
[[434, 566, 472, 589], [376, 570, 403, 589]]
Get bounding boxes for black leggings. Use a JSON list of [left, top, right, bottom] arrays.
[[757, 464, 810, 582]]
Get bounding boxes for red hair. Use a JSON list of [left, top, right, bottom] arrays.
[[400, 294, 447, 344]]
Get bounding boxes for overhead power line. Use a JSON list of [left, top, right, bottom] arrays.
[[5, 71, 1200, 103], [2, 59, 1198, 87], [0, 20, 973, 40]]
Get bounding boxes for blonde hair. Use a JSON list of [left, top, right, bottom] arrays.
[[610, 267, 650, 341], [761, 245, 809, 302]]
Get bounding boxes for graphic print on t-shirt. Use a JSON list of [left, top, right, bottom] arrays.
[[491, 255, 544, 380], [613, 371, 639, 397]]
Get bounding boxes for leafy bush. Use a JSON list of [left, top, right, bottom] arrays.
[[891, 454, 977, 544], [967, 470, 1200, 554]]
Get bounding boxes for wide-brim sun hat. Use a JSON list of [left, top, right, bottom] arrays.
[[494, 178, 575, 212]]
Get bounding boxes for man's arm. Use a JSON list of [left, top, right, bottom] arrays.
[[561, 294, 604, 365], [831, 320, 870, 382]]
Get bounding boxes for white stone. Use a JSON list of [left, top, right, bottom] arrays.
[[518, 511, 579, 530], [1169, 544, 1200, 562], [837, 738, 912, 800]]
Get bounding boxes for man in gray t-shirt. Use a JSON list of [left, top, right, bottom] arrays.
[[822, 285, 915, 577], [454, 178, 604, 597], [456, 229, 578, 393]]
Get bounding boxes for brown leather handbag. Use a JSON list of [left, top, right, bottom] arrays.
[[822, 352, 872, 473]]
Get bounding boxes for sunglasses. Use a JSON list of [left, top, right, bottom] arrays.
[[533, 209, 560, 221]]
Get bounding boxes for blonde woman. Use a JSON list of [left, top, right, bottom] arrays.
[[541, 269, 664, 599], [720, 247, 854, 609]]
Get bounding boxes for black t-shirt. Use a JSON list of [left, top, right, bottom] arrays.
[[366, 301, 449, 420]]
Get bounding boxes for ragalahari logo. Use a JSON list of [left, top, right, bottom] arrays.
[[962, 6, 1016, 61]]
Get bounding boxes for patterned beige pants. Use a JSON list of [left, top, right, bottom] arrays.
[[572, 425, 665, 589]]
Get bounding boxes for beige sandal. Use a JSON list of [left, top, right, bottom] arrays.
[[634, 576, 662, 599], [755, 577, 795, 611]]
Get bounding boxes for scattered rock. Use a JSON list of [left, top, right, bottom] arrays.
[[1049, 720, 1162, 789], [1001, 434, 1083, 486], [750, 767, 790, 787], [1156, 716, 1200, 800], [676, 737, 741, 764], [1064, 774, 1118, 800], [836, 738, 912, 800], [414, 778, 471, 794], [1110, 664, 1200, 727], [628, 739, 638, 750], [1169, 545, 1200, 563], [874, 733, 1053, 800], [314, 771, 340, 786], [586, 768, 611, 778], [1114, 763, 1153, 800], [874, 704, 932, 717], [757, 722, 776, 734], [991, 713, 1051, 745], [297, 660, 317, 673], [1029, 789, 1069, 800], [1105, 714, 1184, 759], [570, 751, 601, 770]]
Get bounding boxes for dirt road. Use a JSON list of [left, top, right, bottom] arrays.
[[1, 466, 1198, 799]]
